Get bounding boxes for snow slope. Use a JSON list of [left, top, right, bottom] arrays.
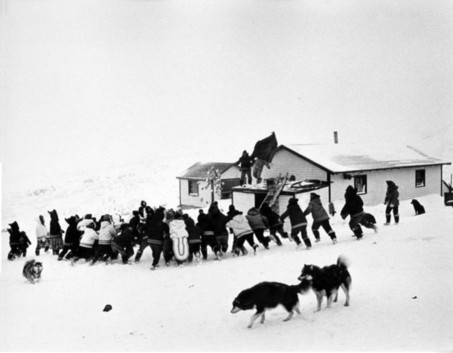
[[1, 188, 453, 351]]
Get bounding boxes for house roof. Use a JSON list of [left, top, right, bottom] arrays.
[[177, 162, 238, 180], [281, 143, 451, 174]]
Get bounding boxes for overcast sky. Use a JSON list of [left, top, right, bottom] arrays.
[[1, 0, 452, 192]]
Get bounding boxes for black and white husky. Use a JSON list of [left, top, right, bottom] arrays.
[[231, 281, 311, 328], [298, 256, 351, 312], [22, 259, 43, 284]]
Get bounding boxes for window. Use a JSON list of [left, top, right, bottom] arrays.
[[354, 175, 367, 195], [415, 169, 425, 188], [188, 180, 199, 196]]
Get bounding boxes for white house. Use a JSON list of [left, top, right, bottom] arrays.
[[177, 162, 241, 208], [232, 142, 450, 214]]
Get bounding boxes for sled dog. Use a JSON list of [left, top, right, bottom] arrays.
[[298, 256, 351, 311], [231, 281, 311, 328], [22, 259, 43, 284]]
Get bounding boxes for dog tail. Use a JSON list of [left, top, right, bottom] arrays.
[[337, 255, 350, 270]]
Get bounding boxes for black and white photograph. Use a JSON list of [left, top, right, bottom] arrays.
[[1, 0, 453, 351]]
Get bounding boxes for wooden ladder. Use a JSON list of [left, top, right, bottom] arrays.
[[260, 172, 289, 209]]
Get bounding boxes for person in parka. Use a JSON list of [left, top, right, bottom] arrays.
[[91, 215, 117, 265], [226, 209, 258, 256], [73, 222, 99, 263], [111, 223, 135, 264], [58, 215, 82, 261], [168, 210, 189, 266], [208, 202, 229, 259], [197, 210, 218, 260], [259, 203, 287, 246], [146, 208, 169, 270], [48, 209, 64, 255], [280, 198, 312, 249], [340, 185, 377, 239], [304, 193, 337, 244], [35, 215, 50, 255], [7, 222, 31, 260], [246, 207, 271, 249], [184, 217, 202, 262], [384, 180, 400, 225]]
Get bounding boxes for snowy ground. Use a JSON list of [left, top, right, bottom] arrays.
[[1, 189, 453, 351]]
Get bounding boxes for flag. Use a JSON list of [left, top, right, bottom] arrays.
[[251, 132, 278, 163]]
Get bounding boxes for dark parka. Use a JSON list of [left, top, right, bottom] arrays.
[[146, 211, 169, 246], [384, 181, 400, 207], [246, 207, 269, 230], [48, 210, 63, 236], [64, 216, 82, 245], [340, 186, 364, 219], [208, 203, 229, 236], [280, 198, 308, 229], [184, 217, 203, 244], [259, 203, 283, 229]]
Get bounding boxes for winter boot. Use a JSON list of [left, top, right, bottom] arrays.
[[253, 244, 259, 254], [303, 237, 312, 249], [35, 248, 40, 256], [241, 246, 248, 256]]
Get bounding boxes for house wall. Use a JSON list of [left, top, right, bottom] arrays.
[[329, 165, 443, 208], [179, 179, 214, 208], [261, 149, 328, 181]]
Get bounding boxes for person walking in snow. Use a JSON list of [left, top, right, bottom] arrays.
[[304, 193, 337, 244], [35, 215, 49, 255], [73, 222, 99, 263], [167, 210, 189, 266], [48, 209, 64, 255], [197, 209, 219, 260], [340, 185, 377, 240], [111, 223, 135, 264], [235, 150, 255, 186], [259, 203, 287, 246], [91, 215, 117, 265], [226, 208, 258, 256], [246, 207, 271, 249], [58, 216, 82, 261], [146, 208, 169, 270], [134, 207, 155, 263], [384, 180, 400, 225], [208, 202, 229, 259], [184, 216, 202, 262], [280, 198, 312, 249]]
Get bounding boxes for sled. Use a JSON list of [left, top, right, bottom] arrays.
[[172, 237, 189, 261]]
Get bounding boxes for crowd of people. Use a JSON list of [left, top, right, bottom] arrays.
[[6, 180, 401, 269]]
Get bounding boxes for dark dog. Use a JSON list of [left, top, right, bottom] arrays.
[[22, 259, 43, 284], [411, 199, 425, 215], [361, 212, 376, 225], [298, 256, 351, 312], [231, 281, 311, 328]]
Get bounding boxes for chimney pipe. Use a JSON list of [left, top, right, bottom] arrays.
[[334, 131, 338, 144]]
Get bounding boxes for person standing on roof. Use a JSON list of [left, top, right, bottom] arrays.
[[235, 150, 255, 186]]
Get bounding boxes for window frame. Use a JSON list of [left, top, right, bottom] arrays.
[[415, 169, 426, 188], [354, 175, 367, 195], [188, 180, 199, 196]]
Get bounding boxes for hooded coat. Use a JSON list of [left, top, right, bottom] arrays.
[[208, 203, 229, 236], [280, 198, 307, 229], [79, 226, 99, 249], [340, 186, 364, 219], [384, 181, 400, 207], [246, 207, 269, 230], [36, 218, 48, 240], [64, 216, 81, 245], [304, 193, 329, 222], [226, 211, 254, 238], [48, 210, 63, 236], [8, 222, 21, 245], [98, 220, 117, 245], [146, 211, 169, 246], [184, 217, 203, 244]]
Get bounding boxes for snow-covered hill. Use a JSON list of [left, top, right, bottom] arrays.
[[1, 190, 453, 351]]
